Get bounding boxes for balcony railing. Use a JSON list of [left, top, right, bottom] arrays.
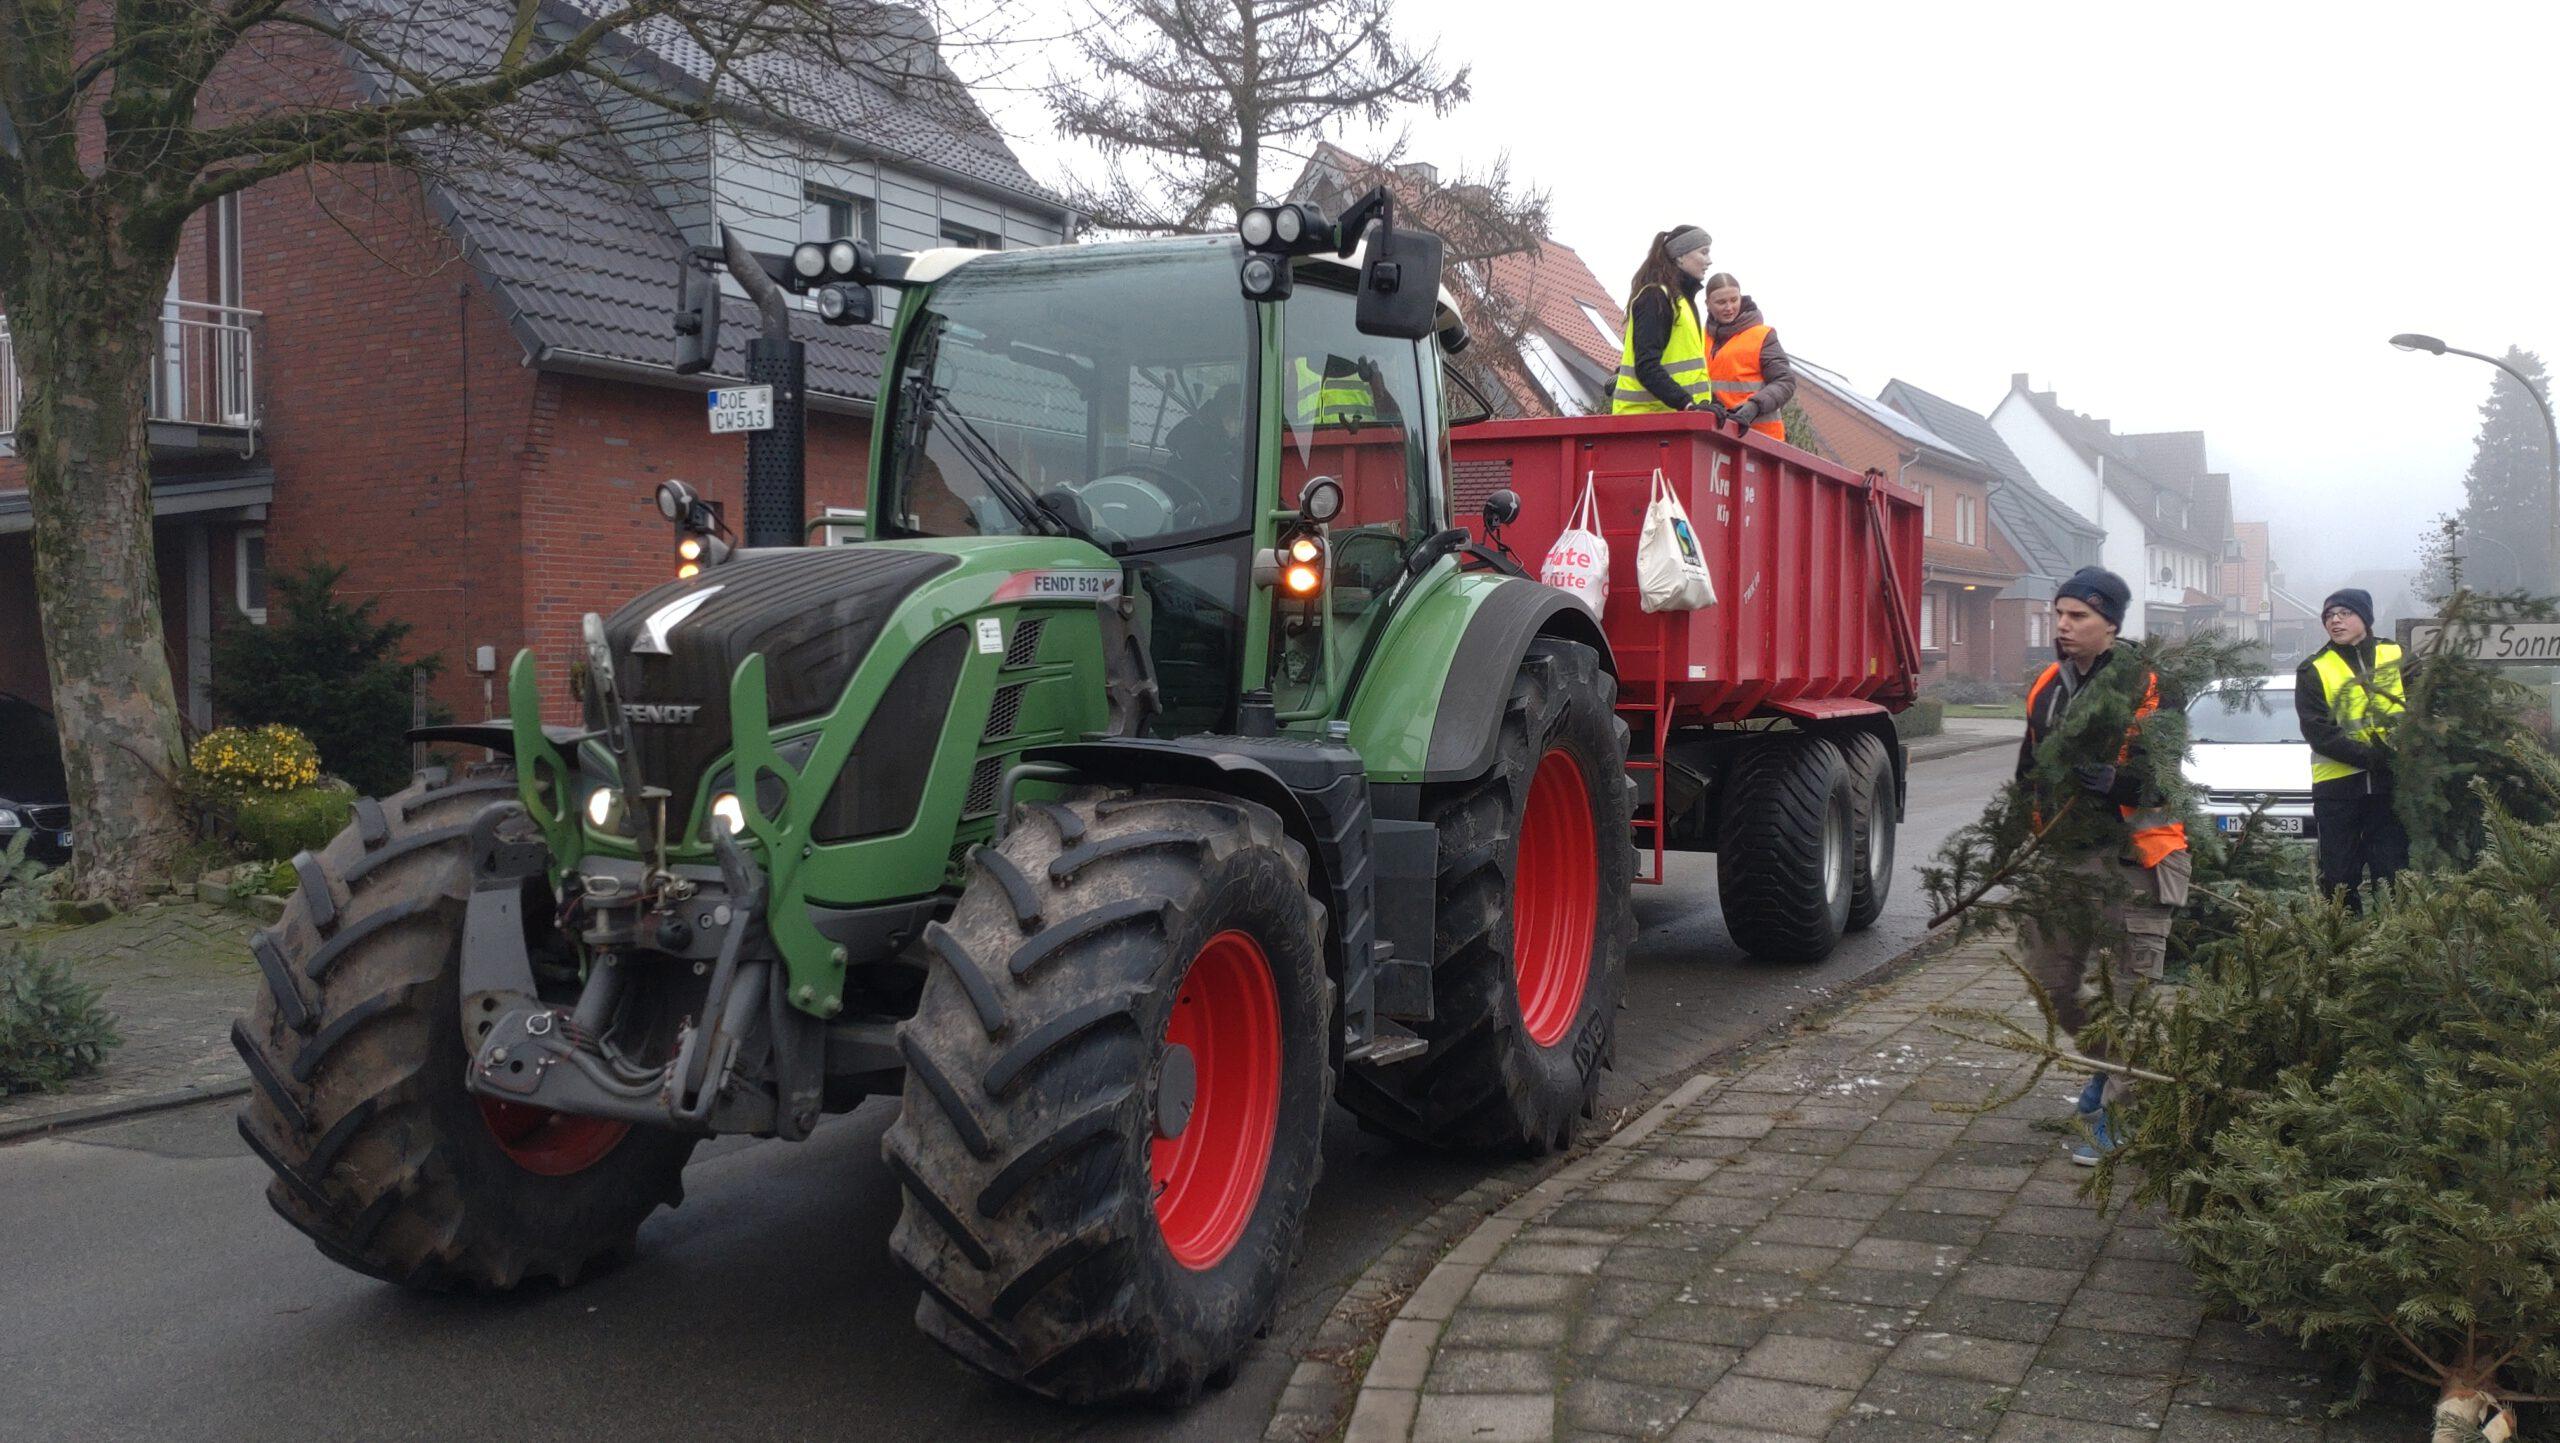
[[1, 299, 262, 443]]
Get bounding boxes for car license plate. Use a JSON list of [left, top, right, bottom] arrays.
[[707, 385, 774, 434], [2218, 814, 2302, 836], [56, 830, 74, 849]]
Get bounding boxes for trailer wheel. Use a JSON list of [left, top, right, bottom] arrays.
[[1839, 730, 1896, 932], [1716, 733, 1856, 963], [234, 766, 696, 1290], [1338, 639, 1635, 1155], [886, 791, 1330, 1405]]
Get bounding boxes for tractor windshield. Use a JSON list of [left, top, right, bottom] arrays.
[[875, 240, 1258, 553]]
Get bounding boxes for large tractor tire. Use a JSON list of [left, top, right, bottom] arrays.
[[1839, 729, 1897, 933], [1339, 639, 1634, 1155], [1715, 733, 1856, 963], [234, 765, 697, 1290], [886, 790, 1331, 1405]]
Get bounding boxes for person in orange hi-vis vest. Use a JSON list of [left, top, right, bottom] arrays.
[[2014, 566, 2191, 1167], [1701, 273, 1796, 441]]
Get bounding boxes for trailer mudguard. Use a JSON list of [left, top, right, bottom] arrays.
[[1346, 569, 1614, 786]]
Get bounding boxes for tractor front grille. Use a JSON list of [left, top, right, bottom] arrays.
[[1004, 616, 1047, 669]]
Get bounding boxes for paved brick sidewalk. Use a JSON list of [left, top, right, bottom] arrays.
[[1334, 937, 2428, 1443], [0, 903, 259, 1138]]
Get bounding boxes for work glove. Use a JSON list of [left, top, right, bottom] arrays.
[[2073, 763, 2118, 799], [1727, 400, 1760, 426]]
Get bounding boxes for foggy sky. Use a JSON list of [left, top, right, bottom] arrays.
[[969, 0, 2560, 591]]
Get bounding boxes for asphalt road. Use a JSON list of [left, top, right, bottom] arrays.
[[0, 742, 2015, 1443]]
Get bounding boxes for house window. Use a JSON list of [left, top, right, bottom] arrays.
[[1952, 597, 1969, 645], [1922, 486, 1935, 537], [1919, 591, 1938, 650], [940, 221, 1000, 251], [1954, 494, 1976, 545], [235, 528, 268, 624], [806, 187, 877, 246], [2028, 609, 2048, 647]]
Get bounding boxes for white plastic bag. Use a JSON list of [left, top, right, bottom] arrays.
[[1539, 471, 1609, 619], [1636, 468, 1716, 613]]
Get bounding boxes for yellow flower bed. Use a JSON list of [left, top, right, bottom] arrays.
[[190, 724, 322, 794]]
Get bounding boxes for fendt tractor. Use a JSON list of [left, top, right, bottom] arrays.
[[235, 192, 1637, 1404], [234, 189, 1923, 1405]]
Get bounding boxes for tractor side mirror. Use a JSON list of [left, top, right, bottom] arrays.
[[1481, 489, 1521, 529], [1355, 225, 1444, 341], [673, 257, 723, 376]]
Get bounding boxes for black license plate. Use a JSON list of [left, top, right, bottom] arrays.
[[57, 831, 73, 849]]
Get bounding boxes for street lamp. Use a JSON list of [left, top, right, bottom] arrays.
[[2392, 331, 2560, 591]]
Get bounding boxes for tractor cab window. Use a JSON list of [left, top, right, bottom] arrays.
[[876, 244, 1257, 552], [1279, 284, 1432, 609]]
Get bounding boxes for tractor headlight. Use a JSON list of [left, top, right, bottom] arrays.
[[1238, 207, 1275, 248], [1239, 253, 1292, 302], [827, 240, 860, 277], [1273, 204, 1305, 245], [710, 792, 747, 838], [586, 787, 616, 829], [791, 242, 828, 280]]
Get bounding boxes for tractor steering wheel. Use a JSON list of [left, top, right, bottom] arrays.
[[1073, 462, 1212, 537]]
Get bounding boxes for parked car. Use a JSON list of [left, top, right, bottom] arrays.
[[2182, 676, 2315, 840], [0, 692, 74, 866]]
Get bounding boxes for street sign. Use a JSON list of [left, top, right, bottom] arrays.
[[707, 385, 774, 435], [2402, 618, 2560, 664]]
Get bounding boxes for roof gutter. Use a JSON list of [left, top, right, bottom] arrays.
[[528, 344, 876, 418]]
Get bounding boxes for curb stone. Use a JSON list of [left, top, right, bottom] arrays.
[[0, 1079, 250, 1145], [1264, 933, 1951, 1443]]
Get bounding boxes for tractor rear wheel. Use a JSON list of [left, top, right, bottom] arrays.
[[234, 765, 697, 1289], [1339, 639, 1634, 1155], [1716, 733, 1856, 963], [1840, 729, 1897, 933], [886, 790, 1330, 1405]]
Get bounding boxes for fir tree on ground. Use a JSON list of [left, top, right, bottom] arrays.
[[2449, 347, 2557, 593], [211, 562, 442, 798]]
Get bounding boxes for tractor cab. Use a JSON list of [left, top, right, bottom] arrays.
[[867, 231, 1459, 735]]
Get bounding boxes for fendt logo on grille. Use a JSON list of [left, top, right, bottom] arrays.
[[620, 703, 703, 725]]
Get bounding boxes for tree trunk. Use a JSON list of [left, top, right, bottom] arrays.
[[13, 246, 194, 905]]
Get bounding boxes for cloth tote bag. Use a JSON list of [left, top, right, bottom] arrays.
[[1636, 468, 1716, 612]]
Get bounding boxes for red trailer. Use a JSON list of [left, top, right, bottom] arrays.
[[1450, 412, 1926, 963]]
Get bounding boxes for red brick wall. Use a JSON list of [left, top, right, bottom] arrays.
[[516, 373, 873, 720]]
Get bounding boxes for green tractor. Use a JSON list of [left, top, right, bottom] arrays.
[[234, 194, 1633, 1404]]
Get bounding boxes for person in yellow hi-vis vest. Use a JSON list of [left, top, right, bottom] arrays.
[[1613, 225, 1715, 413], [1290, 355, 1377, 426], [2293, 587, 2408, 907], [1701, 273, 1796, 441]]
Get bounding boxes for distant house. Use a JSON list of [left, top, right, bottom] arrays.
[[1790, 361, 2022, 685], [1989, 375, 2227, 639], [0, 7, 1072, 726], [1880, 379, 2103, 684], [1287, 145, 1625, 417]]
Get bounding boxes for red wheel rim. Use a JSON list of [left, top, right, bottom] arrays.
[[1150, 930, 1282, 1271], [1515, 748, 1598, 1048], [477, 1098, 631, 1177]]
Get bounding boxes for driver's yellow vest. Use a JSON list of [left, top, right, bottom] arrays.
[[2309, 641, 2405, 784], [1613, 285, 1707, 414], [1292, 358, 1375, 425]]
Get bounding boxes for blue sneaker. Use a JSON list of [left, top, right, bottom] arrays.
[[2076, 1073, 2109, 1114], [2070, 1104, 2119, 1167]]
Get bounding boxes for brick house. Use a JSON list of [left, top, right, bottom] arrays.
[[0, 8, 1072, 732], [1286, 145, 1626, 417], [1789, 361, 2021, 685], [1879, 379, 2104, 685]]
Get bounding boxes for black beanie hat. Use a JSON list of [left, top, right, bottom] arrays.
[[2055, 566, 2131, 629], [2321, 588, 2375, 631]]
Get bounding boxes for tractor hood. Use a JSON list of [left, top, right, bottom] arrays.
[[597, 547, 962, 822]]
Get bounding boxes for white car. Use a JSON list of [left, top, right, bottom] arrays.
[[2182, 676, 2317, 840]]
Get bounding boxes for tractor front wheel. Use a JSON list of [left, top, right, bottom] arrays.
[[1339, 639, 1635, 1155], [885, 790, 1330, 1404], [233, 765, 697, 1290]]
